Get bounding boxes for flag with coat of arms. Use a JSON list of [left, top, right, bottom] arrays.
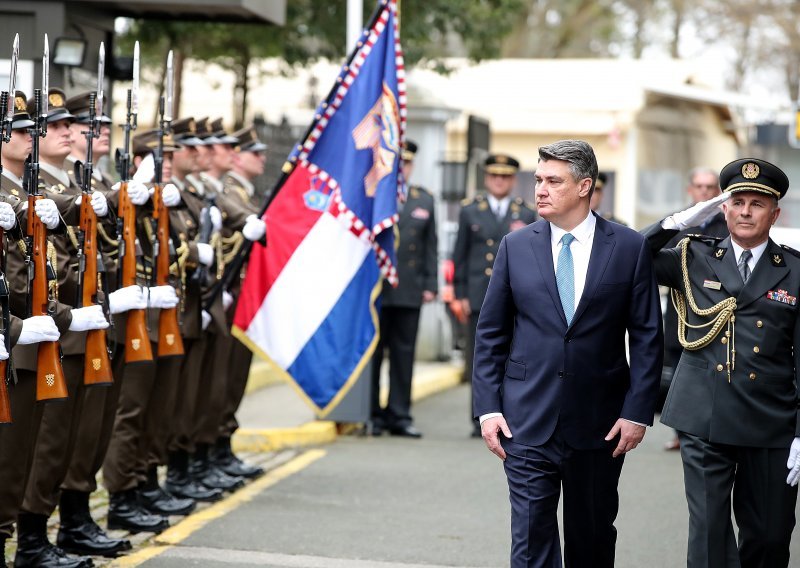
[[232, 0, 406, 416]]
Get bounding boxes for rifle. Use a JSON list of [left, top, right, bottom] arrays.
[[73, 44, 112, 386], [0, 34, 20, 423], [193, 195, 215, 286], [114, 41, 152, 364], [152, 50, 183, 358], [25, 35, 67, 402]]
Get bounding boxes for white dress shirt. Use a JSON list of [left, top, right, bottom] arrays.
[[40, 162, 70, 187], [1, 169, 23, 188], [730, 239, 767, 276], [487, 194, 511, 219]]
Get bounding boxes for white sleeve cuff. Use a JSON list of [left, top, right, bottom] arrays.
[[479, 412, 503, 425], [623, 418, 647, 427]]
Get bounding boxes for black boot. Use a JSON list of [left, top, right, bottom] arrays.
[[14, 512, 93, 567], [164, 450, 223, 502], [107, 489, 169, 534], [191, 443, 244, 491], [58, 490, 131, 557], [211, 437, 264, 479], [138, 467, 196, 516]]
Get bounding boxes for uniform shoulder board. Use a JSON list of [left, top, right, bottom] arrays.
[[685, 233, 723, 246], [412, 185, 432, 197], [780, 244, 800, 258], [523, 200, 536, 210], [460, 196, 474, 207]]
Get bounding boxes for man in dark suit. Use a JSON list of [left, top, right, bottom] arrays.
[[453, 153, 537, 437], [474, 140, 663, 568], [370, 140, 437, 438], [643, 158, 800, 568], [661, 167, 729, 450]]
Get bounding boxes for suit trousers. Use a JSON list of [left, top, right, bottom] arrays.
[[62, 349, 127, 493], [370, 306, 421, 427], [502, 428, 624, 568], [0, 370, 44, 538], [22, 355, 85, 516], [102, 349, 157, 493], [217, 337, 253, 439], [467, 312, 480, 427], [678, 432, 797, 568]]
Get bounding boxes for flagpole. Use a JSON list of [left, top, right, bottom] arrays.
[[347, 0, 363, 55]]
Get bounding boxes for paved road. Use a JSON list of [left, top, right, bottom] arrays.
[[136, 384, 800, 567]]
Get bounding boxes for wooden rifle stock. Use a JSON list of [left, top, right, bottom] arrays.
[[118, 181, 153, 363], [0, 359, 10, 424], [28, 194, 67, 401], [153, 183, 183, 357], [79, 194, 113, 385]]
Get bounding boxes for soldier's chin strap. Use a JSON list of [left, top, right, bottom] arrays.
[[671, 237, 738, 383]]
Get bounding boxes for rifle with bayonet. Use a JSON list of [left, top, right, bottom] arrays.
[[0, 33, 20, 423], [114, 41, 152, 364], [25, 35, 67, 401], [73, 43, 112, 385], [151, 50, 183, 357]]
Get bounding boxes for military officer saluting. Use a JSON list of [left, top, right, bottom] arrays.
[[452, 153, 536, 436], [370, 140, 437, 438], [642, 158, 800, 567]]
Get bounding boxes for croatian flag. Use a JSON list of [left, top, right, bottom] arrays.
[[233, 0, 405, 416]]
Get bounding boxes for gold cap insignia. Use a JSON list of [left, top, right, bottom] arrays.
[[48, 93, 64, 107], [189, 118, 196, 133], [496, 155, 508, 164], [742, 162, 760, 179], [131, 338, 141, 351], [14, 96, 26, 112], [10, 189, 18, 196], [92, 358, 102, 371], [46, 374, 55, 387], [166, 334, 175, 346]]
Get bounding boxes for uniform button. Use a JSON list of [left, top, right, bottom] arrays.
[[753, 346, 760, 353], [721, 337, 728, 344], [756, 320, 763, 328], [716, 364, 724, 372], [558, 371, 564, 377], [487, 239, 494, 246], [486, 253, 494, 261], [749, 372, 757, 380], [484, 268, 492, 276]]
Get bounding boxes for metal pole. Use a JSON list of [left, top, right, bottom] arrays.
[[346, 0, 363, 52]]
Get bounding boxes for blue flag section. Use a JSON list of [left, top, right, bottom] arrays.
[[234, 0, 406, 416]]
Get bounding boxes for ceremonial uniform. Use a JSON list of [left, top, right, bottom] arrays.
[[643, 158, 799, 567], [370, 141, 438, 437]]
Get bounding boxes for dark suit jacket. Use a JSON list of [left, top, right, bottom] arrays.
[[644, 223, 800, 447], [473, 214, 663, 450]]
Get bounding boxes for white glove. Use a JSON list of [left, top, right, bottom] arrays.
[[0, 335, 7, 360], [222, 290, 234, 311], [17, 315, 60, 345], [147, 285, 179, 309], [201, 310, 212, 330], [0, 202, 16, 231], [662, 192, 730, 231], [74, 192, 109, 217], [68, 305, 109, 332], [197, 243, 214, 267], [209, 206, 223, 233], [132, 153, 155, 183], [242, 214, 266, 241], [787, 437, 800, 486], [34, 198, 60, 230], [108, 285, 148, 314], [127, 180, 150, 206], [162, 183, 181, 208]]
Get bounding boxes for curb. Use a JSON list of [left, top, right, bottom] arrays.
[[232, 362, 462, 452]]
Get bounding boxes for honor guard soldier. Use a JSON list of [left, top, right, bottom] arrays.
[[643, 158, 800, 567], [370, 140, 437, 438], [452, 153, 536, 436]]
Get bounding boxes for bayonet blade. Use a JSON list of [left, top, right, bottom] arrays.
[[6, 34, 18, 124], [96, 42, 105, 117], [132, 41, 140, 116], [164, 50, 174, 122], [42, 34, 49, 117]]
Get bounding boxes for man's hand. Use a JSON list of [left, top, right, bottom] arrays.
[[605, 419, 646, 458], [461, 298, 471, 317], [786, 437, 800, 486], [482, 416, 513, 461], [663, 192, 730, 231], [422, 290, 436, 303]]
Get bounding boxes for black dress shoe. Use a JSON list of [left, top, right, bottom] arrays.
[[139, 485, 196, 516], [388, 424, 423, 438], [217, 457, 264, 479], [164, 478, 224, 502], [107, 490, 169, 534], [57, 521, 131, 558], [15, 541, 93, 568], [193, 465, 245, 492]]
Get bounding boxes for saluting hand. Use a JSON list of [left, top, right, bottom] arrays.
[[482, 415, 513, 461], [605, 419, 646, 458]]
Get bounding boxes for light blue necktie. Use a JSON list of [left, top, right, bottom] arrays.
[[556, 233, 576, 324]]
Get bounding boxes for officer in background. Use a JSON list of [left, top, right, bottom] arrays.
[[643, 158, 800, 567], [452, 154, 536, 437], [589, 173, 626, 225], [370, 140, 437, 438]]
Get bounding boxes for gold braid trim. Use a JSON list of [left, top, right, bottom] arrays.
[[97, 224, 119, 248], [47, 241, 58, 298], [671, 237, 737, 382], [66, 226, 80, 251]]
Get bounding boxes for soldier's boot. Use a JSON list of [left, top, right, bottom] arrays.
[[107, 489, 169, 534], [164, 450, 223, 503], [138, 466, 196, 516], [211, 436, 264, 479], [14, 512, 93, 567], [57, 490, 131, 557], [190, 443, 244, 492]]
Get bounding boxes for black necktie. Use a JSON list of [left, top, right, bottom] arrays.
[[738, 249, 752, 283]]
